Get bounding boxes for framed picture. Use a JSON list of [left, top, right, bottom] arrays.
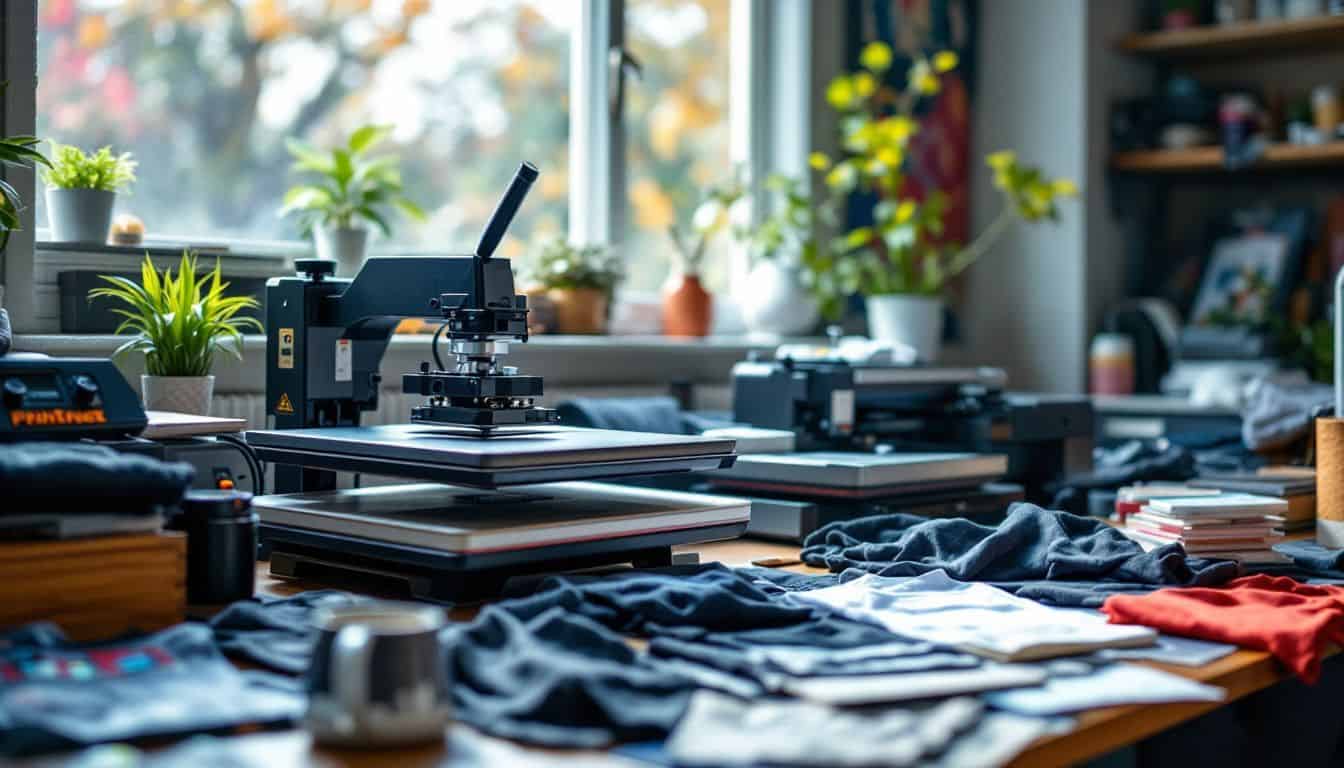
[[1189, 233, 1289, 325]]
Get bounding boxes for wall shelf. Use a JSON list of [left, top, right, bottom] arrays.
[[1111, 142, 1344, 173], [1118, 15, 1344, 59]]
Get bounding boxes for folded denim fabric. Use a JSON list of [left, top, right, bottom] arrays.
[[0, 442, 194, 509], [799, 504, 1240, 607]]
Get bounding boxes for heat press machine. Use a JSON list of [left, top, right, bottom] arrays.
[[245, 163, 747, 600], [728, 336, 1094, 502]]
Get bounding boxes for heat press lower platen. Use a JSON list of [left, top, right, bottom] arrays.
[[254, 481, 751, 601]]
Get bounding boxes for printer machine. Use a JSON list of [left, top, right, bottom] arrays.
[[727, 337, 1094, 502], [669, 337, 1094, 541], [243, 163, 748, 601]]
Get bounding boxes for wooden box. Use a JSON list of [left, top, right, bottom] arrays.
[[0, 533, 186, 641]]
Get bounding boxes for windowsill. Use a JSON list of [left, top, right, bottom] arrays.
[[36, 239, 296, 261], [11, 333, 796, 391]]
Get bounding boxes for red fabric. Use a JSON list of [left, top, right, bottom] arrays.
[[1101, 574, 1344, 684]]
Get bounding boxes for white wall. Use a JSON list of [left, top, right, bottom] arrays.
[[958, 0, 1142, 393]]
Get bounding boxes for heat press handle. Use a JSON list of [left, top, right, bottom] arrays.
[[476, 161, 539, 263]]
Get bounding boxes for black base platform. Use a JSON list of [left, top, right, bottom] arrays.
[[260, 521, 747, 603]]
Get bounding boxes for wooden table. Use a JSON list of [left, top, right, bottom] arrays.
[[236, 537, 1313, 768]]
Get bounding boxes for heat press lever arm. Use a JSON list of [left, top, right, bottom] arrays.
[[475, 161, 539, 263]]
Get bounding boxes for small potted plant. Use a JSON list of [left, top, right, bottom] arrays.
[[521, 238, 622, 334], [90, 251, 262, 416], [812, 43, 1076, 360], [282, 124, 426, 275], [42, 142, 136, 244], [664, 180, 748, 337]]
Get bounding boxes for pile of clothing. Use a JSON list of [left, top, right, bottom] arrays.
[[7, 502, 1344, 766]]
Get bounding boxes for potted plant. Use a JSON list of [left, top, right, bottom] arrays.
[[725, 173, 828, 336], [521, 238, 622, 334], [90, 251, 262, 415], [42, 143, 136, 244], [281, 124, 426, 275], [664, 182, 745, 337], [0, 128, 50, 253], [811, 43, 1076, 360]]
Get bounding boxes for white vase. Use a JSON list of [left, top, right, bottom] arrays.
[[314, 224, 370, 277], [738, 260, 820, 336], [865, 294, 944, 362], [141, 375, 215, 416]]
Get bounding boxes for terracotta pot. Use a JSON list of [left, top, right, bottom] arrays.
[[662, 272, 713, 337], [547, 287, 608, 334]]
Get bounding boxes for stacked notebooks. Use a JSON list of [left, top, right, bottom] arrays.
[[1188, 469, 1317, 532], [1122, 493, 1289, 565]]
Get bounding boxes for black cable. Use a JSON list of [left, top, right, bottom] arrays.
[[432, 321, 448, 372], [215, 433, 264, 495]]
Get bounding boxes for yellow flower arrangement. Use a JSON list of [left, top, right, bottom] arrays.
[[800, 41, 1076, 307]]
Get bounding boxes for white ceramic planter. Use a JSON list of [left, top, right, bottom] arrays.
[[866, 294, 944, 362], [141, 375, 215, 416], [738, 260, 820, 336], [314, 224, 370, 277], [46, 187, 116, 244]]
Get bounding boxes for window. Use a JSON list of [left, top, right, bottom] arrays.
[[623, 0, 731, 292], [37, 1, 572, 255], [32, 1, 750, 292]]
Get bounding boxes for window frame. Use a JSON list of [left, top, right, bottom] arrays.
[[2, 1, 39, 331]]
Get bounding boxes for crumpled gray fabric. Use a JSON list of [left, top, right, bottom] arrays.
[[664, 690, 1051, 768], [1242, 372, 1333, 451]]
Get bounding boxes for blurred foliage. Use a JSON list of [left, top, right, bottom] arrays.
[[520, 237, 623, 293], [813, 42, 1077, 301], [0, 105, 51, 251], [38, 0, 570, 254], [38, 0, 729, 292], [281, 124, 425, 236], [42, 142, 137, 192]]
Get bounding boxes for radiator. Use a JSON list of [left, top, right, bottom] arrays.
[[210, 392, 425, 430]]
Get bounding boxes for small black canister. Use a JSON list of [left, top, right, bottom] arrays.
[[169, 489, 257, 604]]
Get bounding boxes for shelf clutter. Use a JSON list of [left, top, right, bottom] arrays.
[[1118, 14, 1344, 59], [1111, 141, 1344, 172]]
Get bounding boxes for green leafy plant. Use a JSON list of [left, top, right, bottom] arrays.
[[669, 176, 749, 276], [0, 132, 50, 251], [42, 142, 136, 191], [811, 41, 1077, 303], [282, 124, 426, 236], [89, 251, 263, 377], [522, 238, 624, 294]]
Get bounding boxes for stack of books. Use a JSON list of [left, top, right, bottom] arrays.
[[1123, 492, 1289, 565], [1189, 468, 1316, 532], [1114, 485, 1220, 523]]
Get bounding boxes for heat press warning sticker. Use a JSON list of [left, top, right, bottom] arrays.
[[276, 393, 295, 414], [278, 327, 295, 370]]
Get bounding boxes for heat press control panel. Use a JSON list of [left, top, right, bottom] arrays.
[[0, 357, 147, 440]]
